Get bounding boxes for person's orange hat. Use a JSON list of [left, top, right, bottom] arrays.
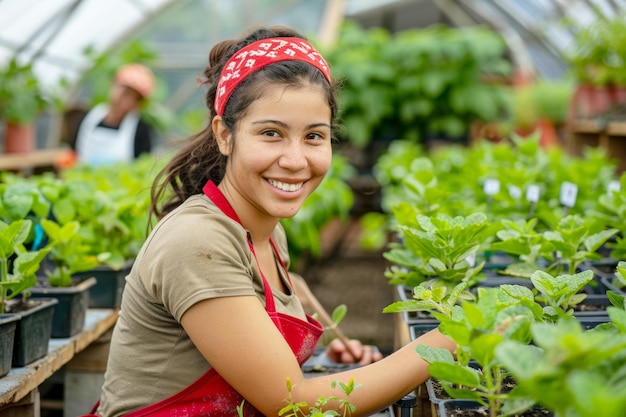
[[115, 63, 155, 99]]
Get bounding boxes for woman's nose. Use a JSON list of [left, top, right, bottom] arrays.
[[278, 141, 307, 170]]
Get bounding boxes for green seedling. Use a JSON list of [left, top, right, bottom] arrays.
[[0, 219, 50, 313], [495, 317, 626, 417], [414, 285, 539, 417]]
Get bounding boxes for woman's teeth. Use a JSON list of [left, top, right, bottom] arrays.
[[268, 179, 303, 192]]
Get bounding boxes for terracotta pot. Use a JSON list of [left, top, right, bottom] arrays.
[[610, 84, 626, 106], [3, 122, 36, 153], [569, 84, 613, 119]]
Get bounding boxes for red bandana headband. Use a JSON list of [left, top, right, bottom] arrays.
[[214, 37, 331, 116]]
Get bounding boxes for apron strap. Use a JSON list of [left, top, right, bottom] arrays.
[[202, 180, 285, 313]]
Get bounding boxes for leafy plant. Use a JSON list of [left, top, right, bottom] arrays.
[[565, 13, 626, 87], [0, 219, 50, 313], [542, 214, 618, 275], [489, 218, 554, 278], [511, 78, 574, 130], [495, 316, 626, 417], [492, 215, 618, 278], [383, 211, 496, 289], [279, 377, 360, 417], [502, 270, 595, 322], [324, 21, 511, 148], [236, 377, 360, 417], [383, 281, 469, 320], [38, 219, 106, 287], [413, 285, 539, 417], [602, 260, 626, 293], [0, 58, 50, 125]]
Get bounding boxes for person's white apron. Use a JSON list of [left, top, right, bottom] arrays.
[[75, 104, 139, 165]]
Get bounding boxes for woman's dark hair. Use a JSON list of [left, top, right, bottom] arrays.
[[149, 26, 339, 221]]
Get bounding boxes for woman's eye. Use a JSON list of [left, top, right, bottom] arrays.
[[262, 130, 280, 137], [306, 132, 325, 141]]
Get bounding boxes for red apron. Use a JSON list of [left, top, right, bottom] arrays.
[[84, 180, 323, 417]]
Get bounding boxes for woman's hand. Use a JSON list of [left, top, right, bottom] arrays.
[[325, 338, 384, 366]]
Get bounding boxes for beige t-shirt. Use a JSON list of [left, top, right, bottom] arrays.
[[98, 194, 307, 417]]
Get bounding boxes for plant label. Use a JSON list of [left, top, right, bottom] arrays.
[[508, 185, 522, 200], [560, 182, 578, 208], [483, 179, 500, 196], [526, 184, 540, 203], [608, 180, 621, 194]]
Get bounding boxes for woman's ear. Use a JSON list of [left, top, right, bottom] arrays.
[[212, 116, 232, 156]]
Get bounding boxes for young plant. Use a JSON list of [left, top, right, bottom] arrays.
[[495, 316, 626, 417], [542, 214, 619, 275], [383, 281, 469, 320], [0, 219, 50, 313], [604, 260, 626, 293], [236, 378, 360, 417], [38, 219, 106, 287], [488, 217, 554, 279], [530, 269, 595, 321], [279, 377, 360, 417], [383, 210, 496, 290], [413, 285, 539, 417]]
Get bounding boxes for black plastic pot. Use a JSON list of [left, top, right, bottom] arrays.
[[73, 262, 132, 309], [437, 399, 483, 417], [0, 313, 20, 376], [8, 297, 58, 367], [573, 293, 612, 317], [409, 322, 440, 341], [29, 276, 97, 338]]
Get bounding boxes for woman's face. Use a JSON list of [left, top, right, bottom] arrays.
[[216, 83, 332, 222]]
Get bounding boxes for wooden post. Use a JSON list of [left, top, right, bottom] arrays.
[[317, 0, 345, 49]]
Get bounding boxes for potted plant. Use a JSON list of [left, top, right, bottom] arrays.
[[29, 218, 101, 338], [495, 315, 626, 417], [0, 219, 56, 369], [0, 58, 49, 153], [383, 210, 496, 290], [411, 284, 540, 417], [565, 13, 626, 120]]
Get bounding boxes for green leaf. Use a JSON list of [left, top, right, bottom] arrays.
[[331, 304, 347, 326], [415, 344, 455, 364], [429, 362, 481, 387]]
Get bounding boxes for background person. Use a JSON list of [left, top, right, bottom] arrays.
[[83, 26, 455, 417], [70, 63, 156, 165]]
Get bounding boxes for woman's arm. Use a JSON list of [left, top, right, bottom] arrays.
[[181, 295, 454, 417], [290, 272, 383, 365]]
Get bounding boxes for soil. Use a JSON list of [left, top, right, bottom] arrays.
[[5, 298, 46, 313], [442, 404, 553, 417], [430, 378, 554, 417]]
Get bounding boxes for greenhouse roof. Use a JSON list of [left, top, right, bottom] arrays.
[[1, 0, 624, 90], [0, 0, 181, 87]]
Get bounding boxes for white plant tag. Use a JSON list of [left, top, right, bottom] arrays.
[[526, 184, 540, 203], [465, 253, 476, 267], [484, 179, 500, 196], [560, 182, 578, 208], [608, 180, 621, 194], [508, 185, 522, 200]]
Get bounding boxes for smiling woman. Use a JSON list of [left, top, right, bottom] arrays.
[[78, 25, 455, 417]]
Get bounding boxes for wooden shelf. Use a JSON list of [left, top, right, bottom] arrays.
[[0, 309, 118, 409], [566, 119, 626, 173], [0, 148, 69, 173]]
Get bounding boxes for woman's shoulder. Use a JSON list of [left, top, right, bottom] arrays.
[[144, 194, 248, 253]]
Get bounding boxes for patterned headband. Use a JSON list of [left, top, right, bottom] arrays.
[[214, 37, 331, 116]]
